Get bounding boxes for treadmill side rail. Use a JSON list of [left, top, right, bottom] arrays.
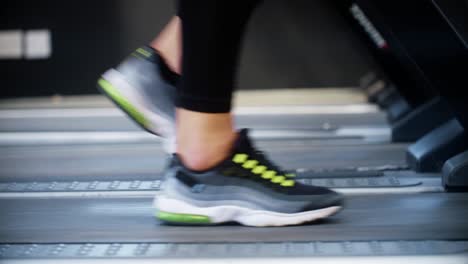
[[406, 119, 468, 172], [386, 95, 411, 123], [443, 150, 468, 190], [392, 97, 453, 142]]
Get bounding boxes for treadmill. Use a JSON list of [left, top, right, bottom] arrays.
[[0, 0, 439, 192], [1, 0, 468, 262]]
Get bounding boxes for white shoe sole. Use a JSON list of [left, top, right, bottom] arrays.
[[154, 195, 342, 227]]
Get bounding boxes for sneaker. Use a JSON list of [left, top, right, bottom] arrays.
[[154, 129, 344, 227], [97, 46, 178, 152]]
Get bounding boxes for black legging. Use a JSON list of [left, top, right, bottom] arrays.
[[177, 1, 260, 113]]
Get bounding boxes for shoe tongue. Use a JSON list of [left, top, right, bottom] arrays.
[[233, 128, 255, 154]]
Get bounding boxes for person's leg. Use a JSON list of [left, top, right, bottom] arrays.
[[176, 0, 259, 170], [153, 0, 344, 227], [98, 0, 344, 226], [150, 16, 182, 74]]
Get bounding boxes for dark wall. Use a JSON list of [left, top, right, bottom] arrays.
[[241, 0, 376, 89], [1, 0, 124, 98], [0, 0, 376, 98]]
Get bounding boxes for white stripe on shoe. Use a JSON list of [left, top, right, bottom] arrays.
[[154, 195, 342, 227]]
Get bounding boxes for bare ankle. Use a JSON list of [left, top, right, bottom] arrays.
[[177, 131, 237, 171], [150, 16, 182, 74], [178, 149, 224, 171], [176, 109, 237, 171]]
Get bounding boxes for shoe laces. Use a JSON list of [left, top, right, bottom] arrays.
[[232, 148, 296, 187]]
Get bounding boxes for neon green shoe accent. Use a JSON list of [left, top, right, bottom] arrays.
[[156, 211, 211, 224], [281, 179, 295, 187], [136, 48, 151, 58], [261, 170, 276, 179], [285, 173, 296, 178], [131, 53, 143, 59], [252, 165, 267, 174], [271, 175, 286, 183], [233, 154, 248, 164], [98, 78, 149, 128], [242, 160, 258, 169]]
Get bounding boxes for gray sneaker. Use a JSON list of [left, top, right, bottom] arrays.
[[97, 46, 178, 152], [154, 129, 344, 227]]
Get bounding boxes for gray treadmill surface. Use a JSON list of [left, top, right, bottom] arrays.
[[2, 193, 468, 243], [0, 140, 408, 182], [0, 112, 387, 132]]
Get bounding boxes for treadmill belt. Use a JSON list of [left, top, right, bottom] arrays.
[[0, 111, 387, 132], [0, 141, 408, 182], [2, 193, 468, 243], [2, 240, 468, 259]]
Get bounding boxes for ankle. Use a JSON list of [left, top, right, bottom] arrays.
[[176, 108, 237, 171], [150, 17, 182, 74], [151, 47, 181, 75], [177, 130, 237, 171], [177, 145, 232, 171]]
